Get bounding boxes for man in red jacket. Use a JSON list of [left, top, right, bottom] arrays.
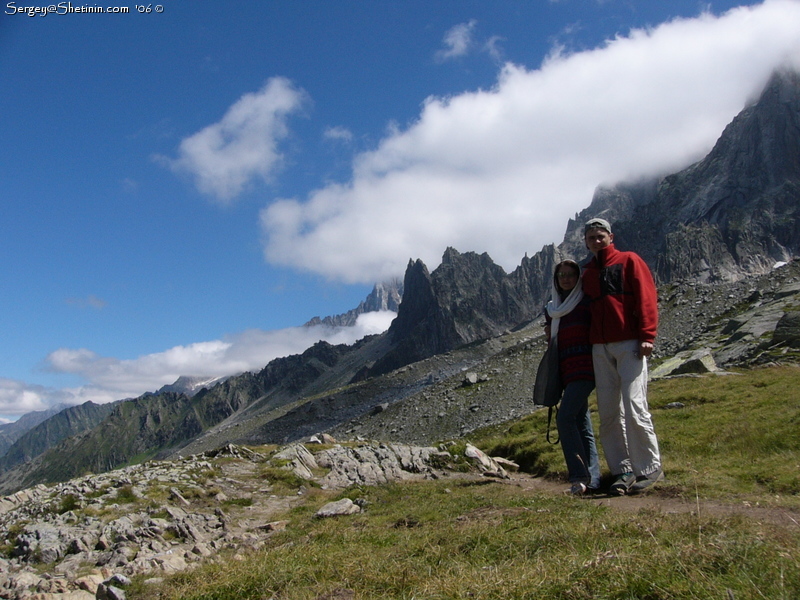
[[581, 218, 663, 495]]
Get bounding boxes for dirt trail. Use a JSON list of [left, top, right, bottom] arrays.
[[215, 456, 800, 535], [500, 471, 800, 529]]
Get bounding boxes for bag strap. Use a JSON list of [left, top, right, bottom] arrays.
[[545, 405, 559, 444]]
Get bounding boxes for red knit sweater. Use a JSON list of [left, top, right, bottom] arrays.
[[545, 296, 594, 386]]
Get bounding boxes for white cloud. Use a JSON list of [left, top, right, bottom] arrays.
[[435, 20, 478, 62], [13, 311, 396, 414], [0, 379, 51, 416], [261, 0, 800, 283], [483, 35, 506, 62], [324, 126, 354, 143], [164, 77, 308, 203]]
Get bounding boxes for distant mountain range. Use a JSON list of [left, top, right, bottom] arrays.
[[305, 279, 403, 328], [1, 69, 798, 496], [0, 405, 65, 457]]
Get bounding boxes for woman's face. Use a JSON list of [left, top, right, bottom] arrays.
[[556, 265, 579, 292]]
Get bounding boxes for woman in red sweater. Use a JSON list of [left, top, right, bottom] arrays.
[[545, 260, 601, 495]]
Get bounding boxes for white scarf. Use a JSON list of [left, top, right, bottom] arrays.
[[545, 279, 584, 345]]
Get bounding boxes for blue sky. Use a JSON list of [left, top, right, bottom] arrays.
[[1, 0, 799, 420]]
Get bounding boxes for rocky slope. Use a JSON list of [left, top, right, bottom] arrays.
[[0, 406, 65, 458], [0, 339, 390, 495], [0, 441, 487, 600], [0, 403, 117, 474]]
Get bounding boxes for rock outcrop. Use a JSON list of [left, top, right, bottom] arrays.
[[369, 246, 556, 376]]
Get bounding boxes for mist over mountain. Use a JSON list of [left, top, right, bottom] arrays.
[[0, 69, 798, 496], [558, 69, 800, 283]]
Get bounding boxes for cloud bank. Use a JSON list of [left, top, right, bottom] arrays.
[[260, 0, 800, 283], [0, 312, 395, 416]]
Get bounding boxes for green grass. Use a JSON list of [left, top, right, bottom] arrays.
[[129, 365, 800, 600]]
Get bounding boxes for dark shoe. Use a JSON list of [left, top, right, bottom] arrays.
[[630, 469, 665, 493], [569, 482, 587, 496], [610, 472, 635, 496]]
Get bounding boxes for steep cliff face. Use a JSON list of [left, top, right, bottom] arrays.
[[370, 246, 557, 375], [652, 69, 800, 281], [564, 69, 800, 282]]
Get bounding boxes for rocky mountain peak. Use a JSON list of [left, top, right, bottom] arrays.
[[369, 247, 551, 376], [305, 279, 403, 328], [154, 375, 228, 397], [557, 68, 800, 284]]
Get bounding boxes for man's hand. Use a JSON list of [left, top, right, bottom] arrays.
[[639, 341, 654, 358]]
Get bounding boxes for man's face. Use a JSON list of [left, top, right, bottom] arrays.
[[585, 227, 613, 256]]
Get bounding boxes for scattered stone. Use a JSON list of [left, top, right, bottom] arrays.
[[258, 520, 289, 532], [664, 402, 686, 410], [97, 582, 127, 600], [650, 349, 719, 379], [492, 456, 520, 472], [464, 444, 508, 479], [169, 488, 191, 507], [315, 498, 361, 518], [463, 373, 479, 386], [75, 573, 105, 594], [273, 444, 319, 480]]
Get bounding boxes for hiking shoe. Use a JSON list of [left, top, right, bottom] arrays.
[[630, 469, 665, 493], [569, 482, 588, 496], [609, 472, 635, 496]]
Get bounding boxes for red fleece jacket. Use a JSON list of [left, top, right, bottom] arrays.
[[581, 244, 658, 345]]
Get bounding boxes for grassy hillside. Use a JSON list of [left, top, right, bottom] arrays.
[[131, 365, 800, 600], [479, 364, 800, 503]]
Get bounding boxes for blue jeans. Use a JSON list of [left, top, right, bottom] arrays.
[[557, 380, 601, 489]]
